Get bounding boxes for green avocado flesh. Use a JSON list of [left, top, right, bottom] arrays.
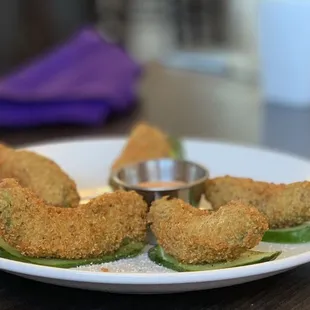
[[148, 246, 281, 272], [0, 238, 145, 268], [167, 136, 185, 160], [262, 223, 310, 244]]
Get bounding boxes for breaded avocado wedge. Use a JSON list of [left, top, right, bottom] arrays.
[[109, 123, 185, 189]]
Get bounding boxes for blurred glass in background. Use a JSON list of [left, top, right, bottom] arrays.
[[107, 0, 258, 84]]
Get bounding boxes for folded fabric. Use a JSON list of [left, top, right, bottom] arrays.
[[0, 26, 141, 127]]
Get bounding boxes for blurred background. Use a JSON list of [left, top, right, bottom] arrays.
[[0, 0, 309, 158], [0, 0, 255, 75]]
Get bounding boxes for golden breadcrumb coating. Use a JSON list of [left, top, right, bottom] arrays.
[[111, 122, 172, 171], [205, 176, 310, 228], [148, 197, 268, 264], [0, 179, 147, 259], [0, 144, 80, 207]]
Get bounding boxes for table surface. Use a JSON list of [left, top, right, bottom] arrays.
[[1, 63, 310, 309]]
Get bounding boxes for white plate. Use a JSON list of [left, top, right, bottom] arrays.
[[1, 138, 310, 294]]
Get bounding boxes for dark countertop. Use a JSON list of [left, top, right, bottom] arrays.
[[1, 64, 310, 309]]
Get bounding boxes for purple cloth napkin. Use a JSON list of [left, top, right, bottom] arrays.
[[0, 26, 141, 127]]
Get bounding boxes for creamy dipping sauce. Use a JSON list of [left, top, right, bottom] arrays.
[[137, 181, 186, 189]]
